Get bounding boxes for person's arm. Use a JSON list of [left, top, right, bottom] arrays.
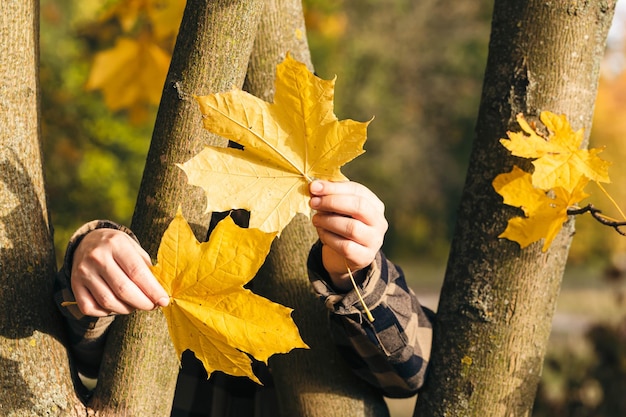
[[307, 180, 434, 397], [53, 220, 168, 378], [53, 221, 125, 379], [308, 241, 433, 398]]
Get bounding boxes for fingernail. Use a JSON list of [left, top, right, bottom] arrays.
[[157, 297, 170, 307], [310, 196, 321, 208]]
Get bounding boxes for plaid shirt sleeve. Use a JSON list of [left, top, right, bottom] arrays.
[[307, 240, 434, 398], [54, 219, 276, 417], [53, 220, 135, 380]]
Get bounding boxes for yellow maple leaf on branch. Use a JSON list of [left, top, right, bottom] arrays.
[[493, 166, 590, 251], [500, 112, 611, 192], [151, 208, 308, 383], [494, 111, 614, 251], [179, 54, 370, 234]]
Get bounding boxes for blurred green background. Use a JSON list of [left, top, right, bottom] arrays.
[[40, 1, 626, 415]]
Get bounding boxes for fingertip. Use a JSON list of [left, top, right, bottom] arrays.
[[157, 296, 170, 307], [309, 180, 323, 194], [310, 196, 321, 209]]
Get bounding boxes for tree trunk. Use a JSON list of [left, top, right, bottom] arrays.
[[246, 1, 389, 416], [89, 1, 264, 415], [414, 1, 616, 416], [0, 0, 84, 415]]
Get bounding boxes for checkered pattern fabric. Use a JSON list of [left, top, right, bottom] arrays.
[[55, 220, 433, 415], [307, 240, 433, 398]]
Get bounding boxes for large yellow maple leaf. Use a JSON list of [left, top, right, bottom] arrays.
[[178, 54, 370, 234], [151, 209, 308, 383], [493, 166, 589, 251], [500, 111, 610, 192]]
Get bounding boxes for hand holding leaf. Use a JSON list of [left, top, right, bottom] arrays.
[[179, 54, 370, 234], [154, 55, 370, 381]]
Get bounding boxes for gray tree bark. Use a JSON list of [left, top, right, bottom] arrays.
[[246, 1, 389, 416], [89, 1, 265, 415], [414, 1, 617, 416], [0, 0, 84, 415]]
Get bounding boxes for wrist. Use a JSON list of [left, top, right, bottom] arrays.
[[329, 268, 366, 294]]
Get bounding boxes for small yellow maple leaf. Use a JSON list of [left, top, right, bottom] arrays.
[[151, 208, 308, 383], [500, 111, 611, 193], [492, 166, 546, 216], [494, 166, 589, 251], [85, 35, 170, 111], [178, 54, 370, 234]]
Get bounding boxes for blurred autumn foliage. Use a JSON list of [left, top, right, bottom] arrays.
[[570, 55, 626, 267], [40, 0, 179, 262], [82, 0, 183, 120], [41, 0, 626, 270]]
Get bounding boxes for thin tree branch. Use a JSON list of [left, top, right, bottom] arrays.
[[568, 204, 626, 236]]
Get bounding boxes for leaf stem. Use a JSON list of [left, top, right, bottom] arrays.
[[595, 180, 626, 221], [345, 259, 374, 322], [60, 301, 78, 307]]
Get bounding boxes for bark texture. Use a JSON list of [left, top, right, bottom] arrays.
[[89, 1, 264, 415], [0, 0, 84, 415], [414, 1, 616, 416], [246, 1, 389, 416]]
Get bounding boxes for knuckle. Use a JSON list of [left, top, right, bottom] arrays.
[[125, 262, 145, 282], [72, 262, 91, 280], [317, 228, 329, 243], [338, 239, 352, 257], [344, 219, 357, 238], [100, 230, 125, 244], [115, 280, 132, 298], [82, 247, 109, 268], [353, 195, 364, 213], [75, 300, 93, 316], [96, 292, 117, 311], [381, 217, 389, 233]]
